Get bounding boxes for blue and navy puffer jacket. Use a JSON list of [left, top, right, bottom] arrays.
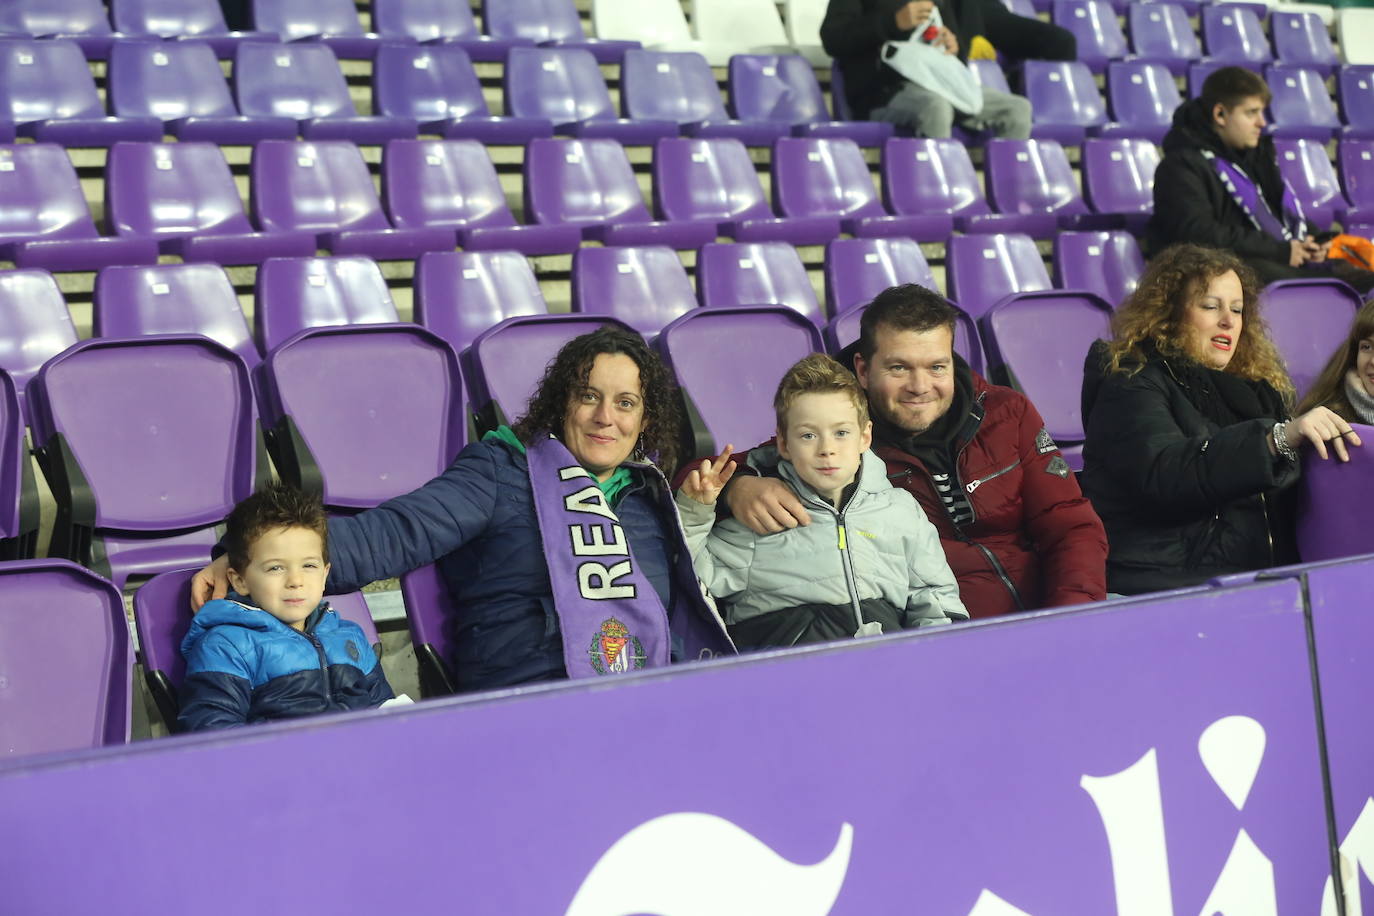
[[178, 598, 393, 732], [324, 438, 683, 692]]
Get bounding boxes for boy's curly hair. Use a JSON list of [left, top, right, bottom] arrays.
[[224, 482, 329, 573], [512, 326, 683, 474]]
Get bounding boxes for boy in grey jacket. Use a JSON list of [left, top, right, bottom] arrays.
[[677, 354, 968, 649]]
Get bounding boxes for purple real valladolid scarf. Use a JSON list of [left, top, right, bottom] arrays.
[[1203, 149, 1307, 242], [526, 434, 672, 679]]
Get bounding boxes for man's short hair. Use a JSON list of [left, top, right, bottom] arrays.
[[856, 284, 959, 363], [774, 353, 870, 433], [1200, 66, 1271, 112], [224, 482, 329, 573]]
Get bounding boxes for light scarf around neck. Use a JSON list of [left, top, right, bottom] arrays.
[[1344, 369, 1374, 424]]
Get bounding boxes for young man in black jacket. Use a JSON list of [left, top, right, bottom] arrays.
[[1149, 66, 1374, 294]]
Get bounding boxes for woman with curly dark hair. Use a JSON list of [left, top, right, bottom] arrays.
[[1079, 244, 1362, 594], [193, 326, 734, 691]]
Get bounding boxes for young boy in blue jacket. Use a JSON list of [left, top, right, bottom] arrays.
[[178, 483, 393, 731]]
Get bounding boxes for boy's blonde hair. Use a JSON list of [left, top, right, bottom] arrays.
[[774, 353, 870, 433]]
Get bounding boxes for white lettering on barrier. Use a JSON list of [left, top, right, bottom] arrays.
[[1080, 748, 1175, 916], [1322, 797, 1374, 916]]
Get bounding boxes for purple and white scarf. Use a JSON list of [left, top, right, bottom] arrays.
[[1202, 150, 1307, 242]]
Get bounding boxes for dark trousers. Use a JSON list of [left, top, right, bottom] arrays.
[[981, 1, 1078, 62], [1248, 257, 1374, 295]]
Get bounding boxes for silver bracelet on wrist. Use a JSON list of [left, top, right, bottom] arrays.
[[1272, 420, 1298, 463]]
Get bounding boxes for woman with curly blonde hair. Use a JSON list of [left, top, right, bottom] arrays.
[[1079, 244, 1362, 593]]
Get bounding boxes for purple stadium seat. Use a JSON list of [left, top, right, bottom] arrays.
[[372, 0, 530, 61], [413, 250, 548, 357], [771, 137, 955, 241], [0, 0, 116, 58], [483, 0, 640, 64], [234, 42, 417, 142], [254, 256, 400, 354], [1187, 59, 1230, 99], [1128, 2, 1202, 76], [1259, 278, 1362, 396], [523, 137, 718, 248], [1052, 0, 1128, 74], [0, 270, 77, 420], [1337, 66, 1374, 139], [980, 290, 1114, 469], [371, 44, 553, 144], [1339, 138, 1374, 220], [0, 559, 131, 757], [466, 314, 638, 430], [134, 567, 383, 730], [696, 241, 825, 325], [0, 369, 38, 560], [823, 300, 986, 376], [1275, 137, 1350, 230], [1296, 426, 1374, 562], [399, 562, 457, 696], [249, 0, 387, 59], [1052, 230, 1145, 307], [257, 324, 466, 509], [969, 57, 1013, 95], [27, 336, 260, 589], [1104, 60, 1181, 144], [1000, 0, 1038, 15], [0, 40, 161, 146], [251, 140, 454, 259], [1272, 11, 1339, 77], [1202, 4, 1272, 66], [109, 0, 276, 58], [1081, 137, 1160, 234], [656, 305, 823, 457], [946, 233, 1053, 317], [1266, 64, 1342, 140], [652, 137, 839, 244], [0, 145, 158, 272], [1023, 59, 1109, 146], [505, 47, 677, 144], [984, 139, 1117, 236], [728, 54, 894, 147], [621, 50, 786, 146], [382, 139, 580, 255], [882, 137, 1045, 235], [824, 237, 940, 316], [106, 141, 316, 265], [571, 246, 698, 334], [107, 39, 297, 144], [93, 263, 260, 369]]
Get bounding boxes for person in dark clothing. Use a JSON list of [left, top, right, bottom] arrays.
[[1149, 66, 1374, 294], [1081, 245, 1363, 594]]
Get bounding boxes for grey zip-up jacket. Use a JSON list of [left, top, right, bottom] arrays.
[[676, 448, 968, 638]]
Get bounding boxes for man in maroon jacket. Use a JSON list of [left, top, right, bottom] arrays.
[[726, 284, 1107, 617]]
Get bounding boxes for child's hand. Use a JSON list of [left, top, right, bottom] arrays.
[[680, 445, 738, 505]]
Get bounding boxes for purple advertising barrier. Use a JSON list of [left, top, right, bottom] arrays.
[[1305, 556, 1374, 914], [0, 580, 1332, 914]]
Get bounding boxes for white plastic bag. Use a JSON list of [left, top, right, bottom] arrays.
[[880, 8, 984, 116]]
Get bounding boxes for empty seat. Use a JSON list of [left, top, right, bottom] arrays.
[[729, 54, 894, 147], [28, 336, 261, 588], [93, 263, 260, 369], [1105, 60, 1182, 144], [945, 233, 1053, 317], [1081, 137, 1161, 234], [383, 139, 580, 255], [656, 305, 823, 456], [110, 0, 275, 58], [0, 370, 38, 560], [414, 250, 548, 357], [1296, 436, 1374, 562], [372, 0, 529, 61], [1338, 65, 1374, 139], [1053, 230, 1145, 307], [251, 140, 454, 259], [695, 241, 825, 325], [571, 246, 697, 334], [0, 0, 116, 58], [1260, 278, 1362, 396], [0, 40, 162, 146], [399, 564, 458, 696], [824, 237, 940, 316], [108, 39, 297, 144], [689, 0, 793, 66], [979, 290, 1115, 469], [984, 139, 1113, 237], [483, 0, 640, 64], [620, 49, 787, 145], [1201, 4, 1272, 66], [0, 559, 131, 757], [1023, 59, 1109, 145], [1275, 137, 1350, 229], [254, 256, 400, 354], [250, 0, 385, 59], [523, 137, 718, 248], [1266, 64, 1343, 140], [1052, 0, 1128, 73], [0, 270, 78, 418], [1337, 9, 1374, 66], [772, 137, 954, 241], [883, 136, 1046, 236], [1338, 138, 1374, 219], [505, 47, 677, 143], [106, 141, 316, 265], [235, 42, 417, 143], [653, 137, 839, 244], [257, 325, 467, 509], [1272, 10, 1340, 76], [372, 43, 553, 145], [822, 300, 987, 376], [591, 0, 704, 54], [0, 144, 158, 272], [1128, 2, 1202, 76]]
